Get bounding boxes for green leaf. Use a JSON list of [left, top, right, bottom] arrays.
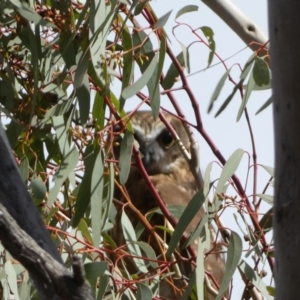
[[45, 98, 74, 119], [196, 223, 210, 300], [238, 260, 273, 300], [30, 177, 46, 201], [72, 145, 95, 227], [58, 31, 77, 68], [251, 81, 272, 90], [240, 52, 256, 81], [92, 92, 106, 128], [121, 211, 148, 273], [74, 51, 90, 89], [9, 0, 56, 28], [97, 273, 110, 300], [6, 122, 24, 148], [119, 130, 134, 184], [253, 57, 270, 87], [134, 0, 149, 15], [120, 26, 134, 110], [175, 5, 198, 19], [214, 79, 243, 117], [19, 156, 29, 182], [18, 272, 30, 300], [48, 147, 79, 206], [132, 241, 158, 269], [132, 29, 153, 55], [256, 193, 273, 205], [84, 261, 108, 293], [131, 30, 161, 116], [203, 162, 213, 210], [244, 224, 262, 259], [182, 270, 196, 300], [166, 190, 205, 257], [161, 51, 185, 90], [178, 41, 190, 73], [122, 52, 159, 99], [101, 162, 115, 232], [208, 68, 231, 113], [237, 71, 255, 122], [52, 115, 70, 157], [89, 0, 117, 82], [216, 231, 242, 300], [259, 207, 273, 232], [0, 80, 15, 111], [256, 96, 272, 115], [84, 262, 108, 279], [200, 26, 215, 66], [261, 165, 274, 176], [153, 10, 173, 29], [5, 260, 20, 300], [150, 36, 166, 118], [91, 149, 104, 247], [216, 149, 244, 195], [164, 205, 186, 219], [45, 207, 59, 225], [182, 215, 209, 249], [266, 286, 275, 296], [137, 283, 153, 300], [76, 74, 90, 127]]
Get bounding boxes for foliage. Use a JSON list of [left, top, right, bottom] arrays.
[[0, 0, 273, 299]]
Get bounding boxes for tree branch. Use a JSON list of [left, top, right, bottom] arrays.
[[0, 122, 94, 299], [0, 201, 94, 300], [202, 0, 269, 51]]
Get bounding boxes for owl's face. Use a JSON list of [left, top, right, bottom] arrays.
[[130, 111, 190, 175]]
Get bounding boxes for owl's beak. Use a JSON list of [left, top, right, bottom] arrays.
[[139, 144, 155, 170]]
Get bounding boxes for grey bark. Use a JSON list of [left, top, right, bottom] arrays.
[[268, 1, 300, 299], [202, 0, 268, 51], [0, 202, 94, 300], [0, 123, 62, 264], [0, 123, 94, 299]]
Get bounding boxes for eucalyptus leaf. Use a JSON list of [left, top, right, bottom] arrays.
[[216, 231, 242, 300], [253, 57, 270, 87], [175, 5, 198, 19], [167, 190, 205, 257], [121, 211, 148, 273], [91, 149, 104, 247], [119, 130, 134, 184], [30, 177, 47, 201], [256, 96, 273, 115], [256, 193, 273, 205], [238, 260, 273, 300], [216, 149, 244, 195], [122, 52, 159, 99], [208, 68, 232, 113], [237, 70, 255, 121], [137, 283, 153, 300], [153, 10, 172, 29], [48, 147, 79, 206], [76, 74, 90, 127], [200, 26, 216, 66]]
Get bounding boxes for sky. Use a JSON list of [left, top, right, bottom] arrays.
[[124, 1, 273, 298]]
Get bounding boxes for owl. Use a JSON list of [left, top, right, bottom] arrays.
[[110, 111, 225, 300]]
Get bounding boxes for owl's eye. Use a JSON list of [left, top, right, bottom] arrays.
[[159, 131, 176, 149]]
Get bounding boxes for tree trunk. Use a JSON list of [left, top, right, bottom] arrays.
[[268, 1, 300, 299]]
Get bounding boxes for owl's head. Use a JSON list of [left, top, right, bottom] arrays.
[[130, 111, 190, 175]]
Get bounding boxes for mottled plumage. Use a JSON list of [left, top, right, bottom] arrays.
[[110, 111, 225, 299]]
